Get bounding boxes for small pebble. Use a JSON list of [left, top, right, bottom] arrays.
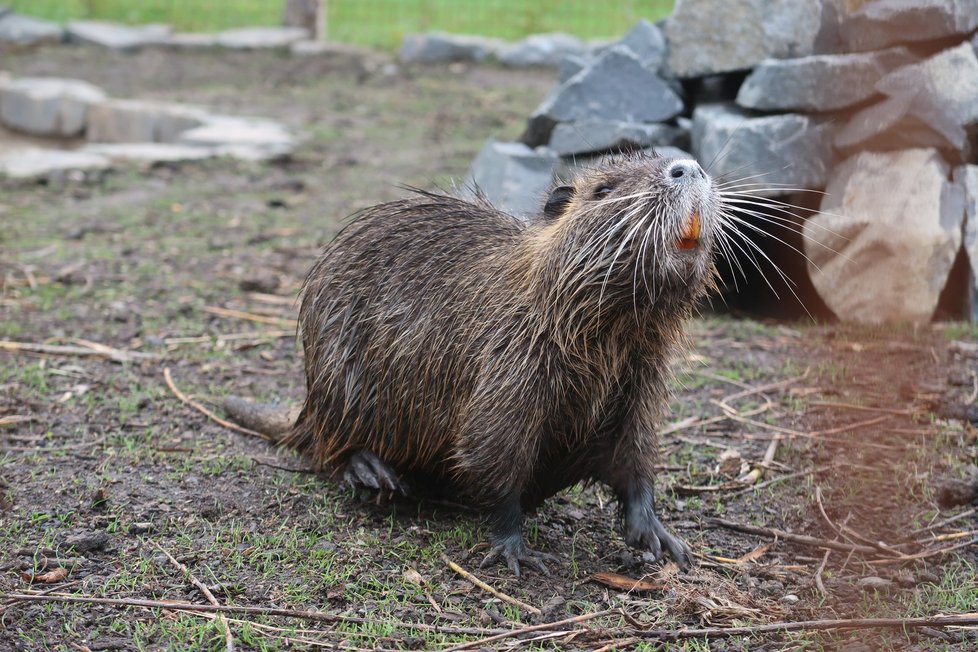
[[857, 576, 895, 591], [781, 593, 800, 604]]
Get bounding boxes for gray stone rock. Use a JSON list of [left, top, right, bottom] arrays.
[[692, 103, 833, 192], [548, 120, 685, 156], [0, 146, 110, 179], [841, 0, 978, 52], [67, 20, 171, 51], [177, 116, 296, 159], [0, 13, 63, 45], [399, 32, 503, 63], [803, 148, 964, 324], [959, 165, 978, 321], [82, 142, 215, 163], [86, 100, 209, 143], [165, 32, 219, 49], [836, 44, 978, 153], [737, 47, 917, 112], [665, 0, 823, 78], [858, 576, 895, 591], [63, 529, 109, 552], [497, 33, 585, 68], [557, 54, 588, 83], [523, 46, 683, 147], [216, 26, 308, 49], [0, 6, 9, 19], [467, 138, 558, 218], [592, 19, 666, 73], [0, 77, 106, 137]]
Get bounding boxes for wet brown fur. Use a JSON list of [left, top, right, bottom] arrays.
[[287, 152, 719, 513]]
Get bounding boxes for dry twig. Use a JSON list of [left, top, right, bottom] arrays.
[[440, 553, 541, 616], [708, 517, 879, 555], [163, 368, 271, 441], [0, 339, 160, 363], [150, 539, 234, 652], [203, 306, 296, 329]]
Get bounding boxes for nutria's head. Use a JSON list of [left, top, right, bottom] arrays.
[[526, 152, 720, 322]]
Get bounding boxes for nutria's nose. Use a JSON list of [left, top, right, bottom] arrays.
[[667, 160, 704, 181]]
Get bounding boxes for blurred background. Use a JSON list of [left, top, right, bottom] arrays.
[[11, 0, 675, 47]]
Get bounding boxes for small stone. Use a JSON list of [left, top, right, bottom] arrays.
[[399, 32, 503, 64], [67, 20, 170, 51], [0, 147, 110, 179], [63, 529, 109, 552], [665, 0, 824, 78], [840, 0, 978, 52], [522, 45, 683, 147], [803, 148, 964, 324], [86, 100, 210, 144], [0, 77, 106, 137], [239, 273, 280, 293], [736, 47, 916, 112], [177, 116, 296, 160], [858, 576, 895, 591], [130, 522, 153, 534], [692, 103, 833, 193], [598, 19, 666, 72], [216, 26, 308, 49], [0, 13, 63, 45], [757, 579, 785, 596], [781, 593, 800, 604], [496, 33, 585, 68], [548, 120, 686, 156], [466, 138, 558, 219]]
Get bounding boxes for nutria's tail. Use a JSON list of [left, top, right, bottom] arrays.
[[221, 395, 300, 440]]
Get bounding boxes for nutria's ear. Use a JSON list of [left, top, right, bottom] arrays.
[[543, 185, 575, 220]]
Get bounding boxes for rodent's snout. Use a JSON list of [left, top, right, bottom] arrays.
[[666, 159, 705, 183]]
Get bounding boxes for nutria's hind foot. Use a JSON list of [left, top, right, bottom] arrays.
[[622, 480, 694, 570], [343, 450, 409, 494], [480, 533, 558, 578]]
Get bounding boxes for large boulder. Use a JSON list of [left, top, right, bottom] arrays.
[[664, 0, 823, 78], [840, 0, 978, 52], [592, 19, 666, 72], [836, 43, 978, 153], [692, 103, 833, 192], [803, 149, 965, 324], [736, 47, 916, 112], [467, 139, 558, 219], [67, 20, 171, 51], [522, 46, 683, 147], [0, 13, 63, 45], [0, 77, 106, 137], [548, 120, 686, 157]]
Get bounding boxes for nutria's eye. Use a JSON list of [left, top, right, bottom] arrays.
[[543, 185, 575, 220], [592, 185, 615, 199]]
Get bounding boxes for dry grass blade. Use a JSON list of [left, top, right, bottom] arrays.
[[203, 305, 297, 328], [589, 571, 665, 592], [0, 339, 162, 363]]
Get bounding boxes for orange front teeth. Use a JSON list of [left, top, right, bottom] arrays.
[[676, 210, 701, 250]]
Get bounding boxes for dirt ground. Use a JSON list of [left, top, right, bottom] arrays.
[[1, 45, 977, 651]]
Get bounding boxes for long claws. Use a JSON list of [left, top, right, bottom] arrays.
[[343, 450, 409, 495], [480, 540, 557, 578]]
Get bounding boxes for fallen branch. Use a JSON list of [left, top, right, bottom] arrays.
[[809, 401, 913, 416], [440, 608, 619, 652], [0, 593, 508, 636], [151, 540, 234, 652], [0, 340, 161, 363], [708, 517, 879, 555], [629, 613, 978, 641], [163, 368, 271, 441], [440, 553, 541, 617]]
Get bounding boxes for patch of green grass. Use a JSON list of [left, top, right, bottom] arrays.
[[942, 321, 978, 340], [12, 0, 675, 48]]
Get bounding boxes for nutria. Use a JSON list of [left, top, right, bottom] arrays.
[[268, 151, 720, 576]]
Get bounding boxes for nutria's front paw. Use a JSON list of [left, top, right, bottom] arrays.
[[480, 534, 557, 578], [624, 513, 693, 570]]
